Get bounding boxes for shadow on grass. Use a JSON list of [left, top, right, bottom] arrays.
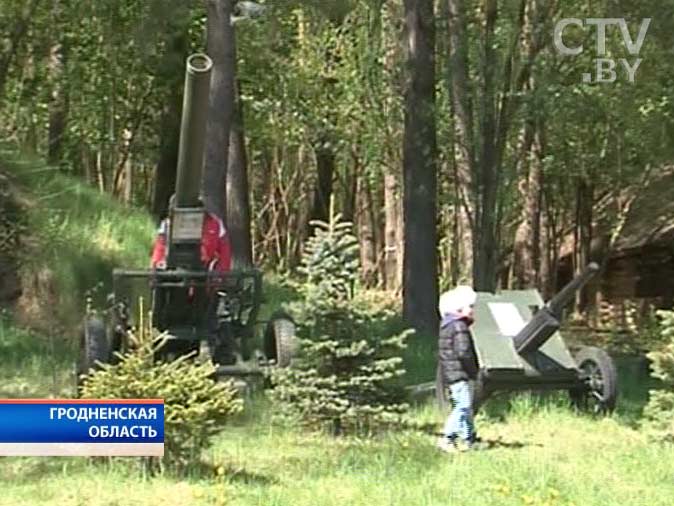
[[0, 457, 78, 483], [478, 437, 540, 450], [174, 460, 278, 486]]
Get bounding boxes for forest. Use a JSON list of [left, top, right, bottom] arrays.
[[2, 0, 673, 335], [1, 1, 674, 505]]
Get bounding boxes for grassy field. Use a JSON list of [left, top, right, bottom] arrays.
[[0, 388, 672, 506], [0, 318, 672, 506]]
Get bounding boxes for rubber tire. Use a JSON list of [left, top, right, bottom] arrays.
[[570, 346, 618, 414], [77, 317, 110, 391], [264, 316, 298, 368]]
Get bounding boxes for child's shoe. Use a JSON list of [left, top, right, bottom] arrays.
[[436, 436, 458, 453]]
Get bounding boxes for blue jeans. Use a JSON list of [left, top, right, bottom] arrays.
[[442, 380, 475, 443]]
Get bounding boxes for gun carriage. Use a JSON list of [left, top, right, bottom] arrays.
[[436, 263, 618, 413]]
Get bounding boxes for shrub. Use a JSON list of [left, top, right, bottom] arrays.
[[269, 208, 411, 435], [80, 329, 243, 470], [643, 310, 674, 442]]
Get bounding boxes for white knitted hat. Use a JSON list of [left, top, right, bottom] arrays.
[[438, 285, 477, 316]]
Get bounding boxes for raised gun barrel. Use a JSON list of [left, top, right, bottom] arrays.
[[167, 54, 213, 270], [513, 263, 600, 354], [174, 54, 213, 209]]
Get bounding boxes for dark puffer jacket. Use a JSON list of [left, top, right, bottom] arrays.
[[438, 315, 479, 384]]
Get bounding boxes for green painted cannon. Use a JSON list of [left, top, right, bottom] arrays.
[[77, 54, 296, 386], [435, 263, 618, 414]]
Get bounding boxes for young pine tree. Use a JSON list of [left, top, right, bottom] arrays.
[[644, 310, 674, 442], [270, 207, 411, 435]]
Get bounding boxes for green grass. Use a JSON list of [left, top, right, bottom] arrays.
[[0, 316, 671, 506], [0, 315, 75, 398], [0, 394, 673, 506]]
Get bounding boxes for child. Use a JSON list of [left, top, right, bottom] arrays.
[[436, 285, 479, 452]]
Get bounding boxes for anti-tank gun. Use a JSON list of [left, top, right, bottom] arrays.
[[435, 263, 618, 414]]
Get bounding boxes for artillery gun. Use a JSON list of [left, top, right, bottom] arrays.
[[77, 54, 296, 386], [435, 263, 619, 414]]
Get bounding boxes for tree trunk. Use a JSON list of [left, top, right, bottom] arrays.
[[309, 141, 335, 226], [151, 34, 189, 221], [226, 75, 253, 267], [447, 0, 475, 283], [204, 0, 236, 220], [473, 0, 499, 292], [511, 0, 546, 290], [402, 0, 438, 336], [383, 172, 400, 291], [356, 175, 378, 287], [47, 34, 68, 167], [512, 120, 543, 289], [575, 176, 593, 311], [539, 192, 553, 299], [123, 152, 133, 204]]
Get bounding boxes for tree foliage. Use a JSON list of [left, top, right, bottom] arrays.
[[269, 208, 411, 435], [80, 329, 243, 470], [644, 310, 674, 443], [1, 0, 674, 307]]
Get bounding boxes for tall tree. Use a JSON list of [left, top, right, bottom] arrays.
[[446, 0, 475, 284], [226, 78, 253, 266], [152, 32, 190, 221], [511, 0, 545, 289], [204, 0, 236, 219], [402, 0, 438, 335], [47, 0, 68, 167]]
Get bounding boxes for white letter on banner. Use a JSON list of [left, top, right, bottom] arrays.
[[99, 426, 109, 437], [57, 407, 66, 418], [148, 408, 157, 420], [76, 408, 89, 422], [148, 427, 157, 438], [118, 407, 127, 419], [137, 426, 147, 437], [109, 407, 118, 419], [66, 408, 77, 419], [88, 408, 98, 420], [99, 408, 108, 420], [119, 426, 129, 438], [137, 408, 147, 420], [128, 408, 137, 419], [50, 408, 58, 419], [129, 426, 139, 438], [89, 426, 100, 438]]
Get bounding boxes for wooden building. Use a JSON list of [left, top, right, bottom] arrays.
[[558, 166, 674, 325]]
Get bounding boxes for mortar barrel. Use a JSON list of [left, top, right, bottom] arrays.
[[547, 262, 600, 317], [174, 54, 213, 208]]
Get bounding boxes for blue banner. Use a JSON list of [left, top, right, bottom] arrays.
[[0, 401, 164, 443]]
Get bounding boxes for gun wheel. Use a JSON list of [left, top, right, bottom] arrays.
[[264, 313, 298, 368], [570, 346, 618, 414], [76, 317, 110, 393]]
